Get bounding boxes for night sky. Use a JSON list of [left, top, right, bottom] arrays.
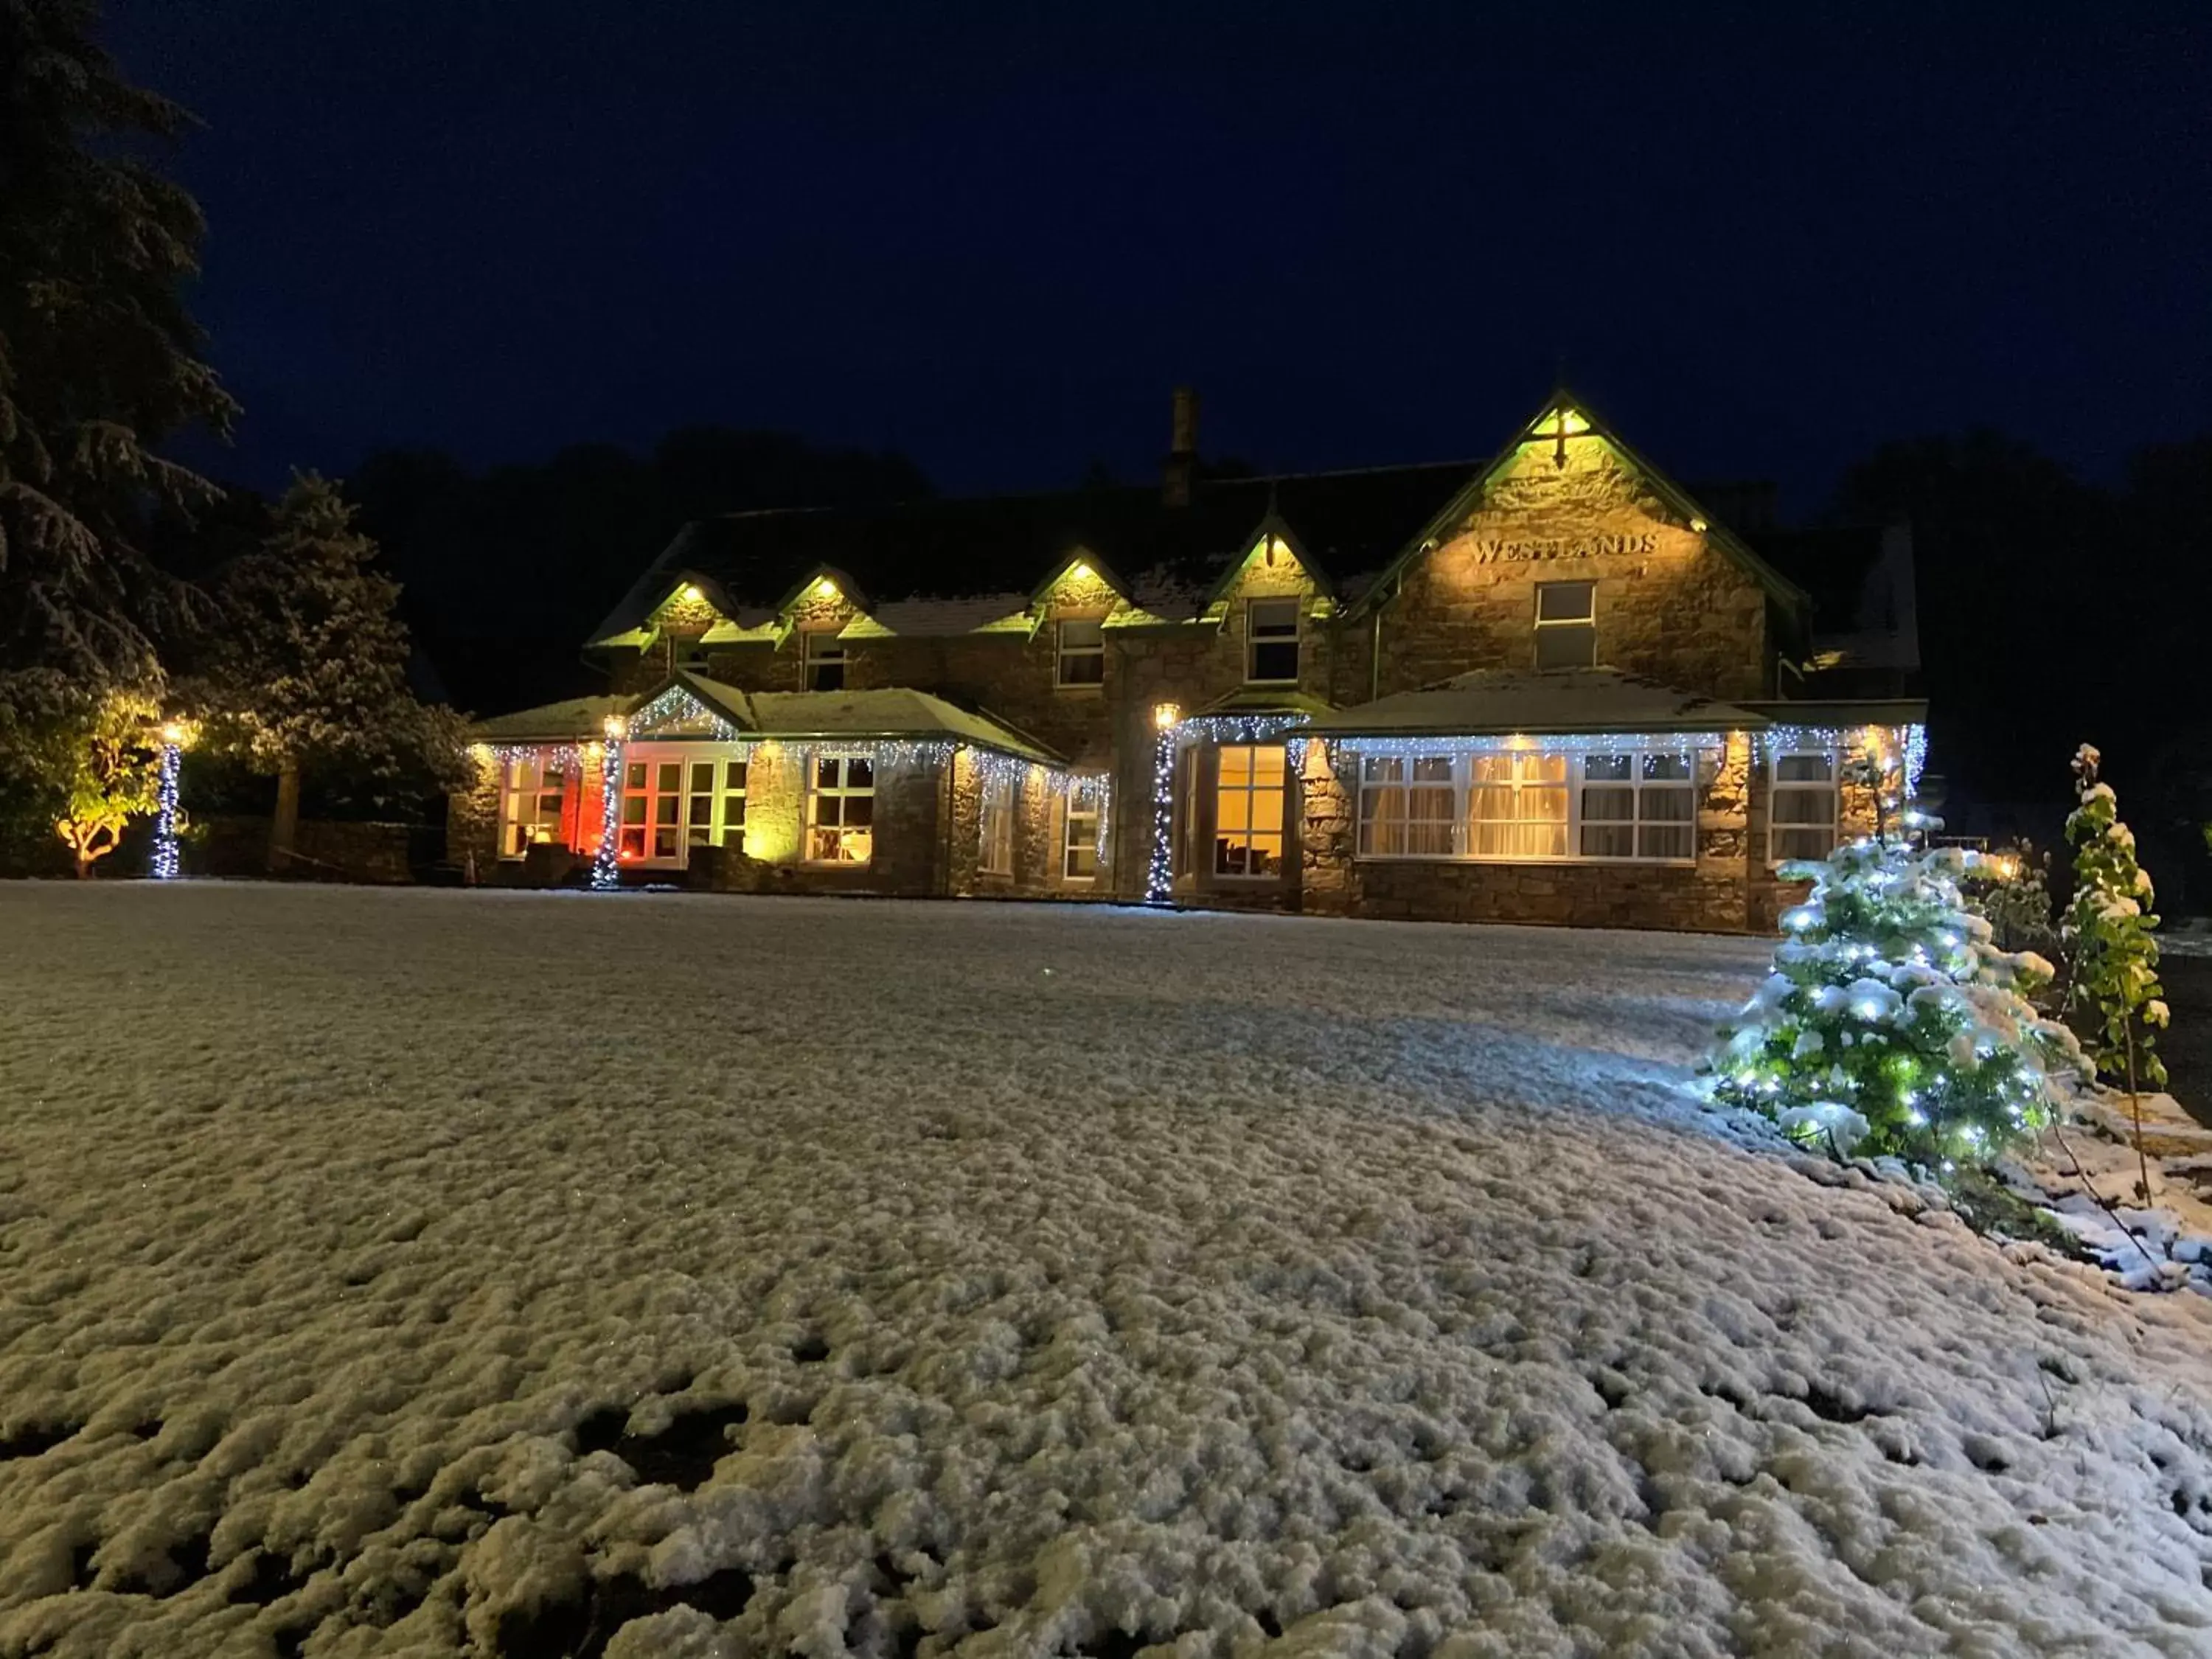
[[108, 2, 2210, 512]]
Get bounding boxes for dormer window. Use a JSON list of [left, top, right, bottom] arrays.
[[1246, 599, 1301, 684], [802, 630, 846, 692], [1534, 582, 1596, 669], [1055, 619, 1105, 687]]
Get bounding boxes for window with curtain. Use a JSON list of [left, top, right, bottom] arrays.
[[1468, 753, 1570, 858], [1357, 755, 1458, 857], [1770, 752, 1840, 863]]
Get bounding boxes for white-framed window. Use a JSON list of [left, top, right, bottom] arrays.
[[1534, 581, 1596, 670], [678, 755, 748, 849], [1214, 743, 1287, 877], [1062, 781, 1102, 881], [1357, 756, 1458, 858], [620, 757, 686, 861], [1246, 598, 1301, 684], [498, 756, 569, 858], [807, 753, 874, 863], [1055, 619, 1105, 687], [1578, 753, 1695, 861], [1770, 751, 1840, 863], [1352, 746, 1701, 865], [979, 772, 1015, 876], [802, 630, 847, 692], [1469, 752, 1571, 858], [720, 757, 748, 845]]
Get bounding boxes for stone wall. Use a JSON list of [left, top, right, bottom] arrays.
[[201, 817, 422, 883], [1335, 440, 1770, 704]]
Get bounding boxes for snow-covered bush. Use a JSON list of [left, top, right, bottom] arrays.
[[1711, 835, 2084, 1166], [1962, 839, 2059, 961], [2063, 746, 2168, 1196]]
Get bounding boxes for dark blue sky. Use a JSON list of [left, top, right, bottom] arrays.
[[109, 1, 2211, 514]]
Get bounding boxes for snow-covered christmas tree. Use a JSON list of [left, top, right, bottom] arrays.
[[1712, 835, 2084, 1166]]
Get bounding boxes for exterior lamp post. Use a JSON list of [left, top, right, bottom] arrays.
[[151, 719, 192, 880], [591, 714, 628, 891], [1147, 703, 1181, 904]]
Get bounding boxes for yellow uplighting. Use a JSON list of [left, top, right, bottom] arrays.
[[603, 714, 629, 740], [1690, 517, 1708, 533], [1554, 407, 1590, 435], [1153, 702, 1181, 731], [1068, 561, 1093, 582], [159, 720, 192, 747], [681, 583, 705, 604], [814, 577, 840, 600]]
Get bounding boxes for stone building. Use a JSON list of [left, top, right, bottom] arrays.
[[451, 390, 1925, 931]]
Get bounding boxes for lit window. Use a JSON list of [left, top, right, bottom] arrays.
[[1357, 756, 1458, 858], [1468, 753, 1569, 859], [720, 757, 748, 846], [1246, 599, 1301, 684], [979, 771, 1015, 876], [1579, 753, 1695, 862], [802, 631, 847, 692], [498, 757, 568, 858], [619, 758, 689, 861], [1771, 752, 1840, 863], [1063, 780, 1102, 880], [1214, 744, 1287, 877], [1534, 582, 1596, 670], [1055, 619, 1105, 687], [807, 754, 874, 863]]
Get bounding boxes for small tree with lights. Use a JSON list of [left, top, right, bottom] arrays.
[[4, 684, 167, 879], [2063, 745, 2169, 1200], [1711, 831, 2083, 1169]]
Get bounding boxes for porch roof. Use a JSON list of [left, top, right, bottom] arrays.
[[1302, 669, 1771, 739], [467, 695, 627, 744], [657, 672, 1063, 765]]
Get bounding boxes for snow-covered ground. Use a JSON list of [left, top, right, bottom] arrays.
[[3, 885, 2211, 1658]]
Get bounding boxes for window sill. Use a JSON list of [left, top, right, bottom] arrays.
[[1052, 682, 1106, 695]]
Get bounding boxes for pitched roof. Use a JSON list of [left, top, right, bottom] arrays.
[[1349, 389, 1809, 617], [585, 462, 1475, 647], [468, 695, 627, 744], [647, 672, 1062, 763], [1301, 669, 1770, 738]]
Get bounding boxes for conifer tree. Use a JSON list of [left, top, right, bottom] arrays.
[[1711, 836, 2083, 1167], [2063, 745, 2169, 1198], [0, 0, 235, 688], [201, 474, 465, 867]]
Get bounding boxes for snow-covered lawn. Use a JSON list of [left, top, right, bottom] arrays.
[[3, 885, 2211, 1658]]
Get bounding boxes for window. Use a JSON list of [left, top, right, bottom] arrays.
[[498, 757, 568, 858], [1770, 751, 1840, 863], [1357, 756, 1458, 858], [1063, 782, 1102, 880], [1354, 746, 1703, 864], [1055, 619, 1105, 687], [1214, 743, 1287, 877], [1468, 752, 1570, 858], [1578, 753, 1696, 861], [720, 757, 748, 845], [979, 772, 1015, 875], [621, 759, 687, 860], [1246, 598, 1301, 684], [802, 631, 846, 692], [1534, 582, 1596, 670], [807, 754, 874, 863]]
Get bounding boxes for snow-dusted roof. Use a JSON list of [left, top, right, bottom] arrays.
[[850, 595, 1033, 637], [670, 673, 1061, 764], [467, 695, 626, 743], [1305, 669, 1770, 737]]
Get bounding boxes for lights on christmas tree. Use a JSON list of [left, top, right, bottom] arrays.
[[150, 719, 191, 880]]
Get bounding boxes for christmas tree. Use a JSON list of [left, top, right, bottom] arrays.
[[2063, 745, 2168, 1197], [1711, 835, 2084, 1167]]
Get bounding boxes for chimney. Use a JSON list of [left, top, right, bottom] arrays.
[[1162, 386, 1199, 507]]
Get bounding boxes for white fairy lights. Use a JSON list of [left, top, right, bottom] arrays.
[[591, 715, 627, 890], [150, 721, 187, 880]]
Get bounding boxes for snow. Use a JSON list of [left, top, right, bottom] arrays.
[[1301, 669, 1765, 739], [3, 885, 2212, 1656]]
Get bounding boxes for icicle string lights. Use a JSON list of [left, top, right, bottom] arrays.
[[591, 721, 626, 890]]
